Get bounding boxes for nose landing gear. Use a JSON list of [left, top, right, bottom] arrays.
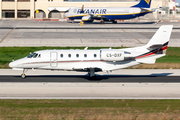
[[21, 69, 28, 79], [21, 73, 26, 79]]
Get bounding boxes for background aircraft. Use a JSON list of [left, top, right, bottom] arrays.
[[65, 0, 156, 23], [9, 25, 173, 79]]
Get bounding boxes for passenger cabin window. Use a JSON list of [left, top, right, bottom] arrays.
[[68, 54, 71, 58], [94, 54, 97, 58], [76, 54, 79, 58], [60, 54, 63, 58], [84, 54, 87, 58]]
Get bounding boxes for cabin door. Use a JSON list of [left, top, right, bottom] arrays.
[[50, 52, 58, 67]]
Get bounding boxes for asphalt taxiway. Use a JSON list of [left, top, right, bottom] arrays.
[[0, 20, 180, 47]]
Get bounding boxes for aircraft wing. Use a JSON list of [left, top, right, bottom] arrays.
[[72, 67, 102, 72], [81, 14, 103, 21], [79, 5, 104, 21]]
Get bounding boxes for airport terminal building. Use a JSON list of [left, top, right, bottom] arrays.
[[0, 0, 169, 19]]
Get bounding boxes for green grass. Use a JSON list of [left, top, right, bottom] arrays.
[[0, 100, 180, 119], [156, 47, 180, 63], [0, 47, 180, 68]]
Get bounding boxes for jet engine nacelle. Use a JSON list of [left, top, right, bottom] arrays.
[[100, 50, 124, 61], [82, 15, 93, 22]]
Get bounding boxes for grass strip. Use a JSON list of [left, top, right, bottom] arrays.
[[0, 47, 180, 69], [0, 99, 180, 119]]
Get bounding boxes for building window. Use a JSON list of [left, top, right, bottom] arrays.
[[76, 54, 79, 58], [84, 54, 87, 58], [68, 54, 71, 58], [18, 0, 30, 1], [94, 54, 97, 58], [2, 10, 15, 18], [60, 54, 63, 58], [2, 0, 14, 1], [18, 10, 30, 18]]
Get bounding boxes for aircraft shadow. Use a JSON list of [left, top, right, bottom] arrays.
[[1, 73, 180, 83], [67, 21, 156, 25]]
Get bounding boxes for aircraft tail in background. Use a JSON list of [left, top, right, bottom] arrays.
[[132, 0, 152, 8]]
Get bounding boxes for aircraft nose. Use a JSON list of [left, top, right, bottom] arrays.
[[9, 61, 18, 68]]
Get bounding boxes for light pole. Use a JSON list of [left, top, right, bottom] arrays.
[[173, 0, 176, 15]]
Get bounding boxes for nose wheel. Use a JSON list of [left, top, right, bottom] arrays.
[[21, 69, 28, 79], [21, 74, 26, 79]]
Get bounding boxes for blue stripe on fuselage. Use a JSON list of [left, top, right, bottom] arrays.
[[68, 11, 150, 20]]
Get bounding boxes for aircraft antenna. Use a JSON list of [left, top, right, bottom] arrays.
[[84, 47, 88, 50]]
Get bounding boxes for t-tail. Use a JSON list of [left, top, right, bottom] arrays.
[[132, 0, 152, 8], [135, 25, 173, 64]]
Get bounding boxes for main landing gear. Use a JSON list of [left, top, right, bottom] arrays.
[[88, 68, 96, 79], [21, 69, 28, 79], [112, 20, 117, 24]]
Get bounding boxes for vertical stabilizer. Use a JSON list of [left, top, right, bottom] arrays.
[[146, 25, 173, 48], [135, 25, 173, 64], [132, 0, 152, 8]]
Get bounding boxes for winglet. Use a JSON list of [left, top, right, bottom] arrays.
[[151, 5, 160, 12], [80, 5, 84, 13]]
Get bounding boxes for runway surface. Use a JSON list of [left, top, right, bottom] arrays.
[[0, 69, 180, 99], [0, 69, 179, 82], [0, 75, 180, 83]]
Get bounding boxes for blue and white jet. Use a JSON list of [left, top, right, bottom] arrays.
[[65, 0, 156, 23]]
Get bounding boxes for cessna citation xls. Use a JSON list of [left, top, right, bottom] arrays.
[[9, 25, 173, 78], [65, 0, 157, 23]]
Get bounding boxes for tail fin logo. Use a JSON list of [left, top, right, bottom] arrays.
[[145, 0, 150, 5]]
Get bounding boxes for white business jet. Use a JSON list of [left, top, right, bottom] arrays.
[[9, 25, 173, 78], [65, 0, 157, 23]]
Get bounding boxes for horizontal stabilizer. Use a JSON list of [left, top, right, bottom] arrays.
[[140, 8, 151, 11], [136, 54, 165, 64], [148, 44, 163, 49], [136, 58, 156, 64]]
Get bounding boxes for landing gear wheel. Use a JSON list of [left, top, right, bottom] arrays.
[[90, 75, 96, 80], [21, 74, 26, 79], [112, 20, 117, 24], [100, 20, 104, 24]]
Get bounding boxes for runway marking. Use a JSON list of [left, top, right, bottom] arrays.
[[0, 29, 14, 43], [122, 29, 142, 44]]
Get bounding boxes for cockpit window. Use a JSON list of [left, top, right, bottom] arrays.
[[27, 53, 40, 58], [33, 53, 38, 58], [27, 53, 35, 58]]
